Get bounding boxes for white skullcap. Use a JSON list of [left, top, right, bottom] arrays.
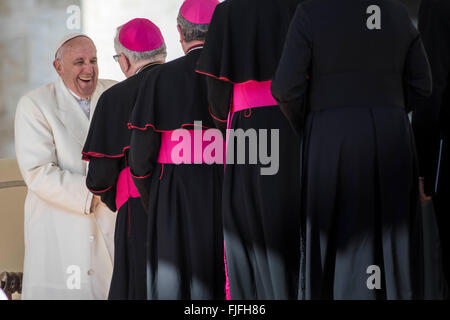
[[54, 32, 93, 58]]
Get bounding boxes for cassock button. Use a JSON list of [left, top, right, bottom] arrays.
[[89, 235, 95, 243], [87, 269, 95, 276]]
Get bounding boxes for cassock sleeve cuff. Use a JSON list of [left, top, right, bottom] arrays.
[[131, 171, 152, 179], [85, 191, 94, 215]]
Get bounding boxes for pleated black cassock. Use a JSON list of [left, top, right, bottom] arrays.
[[83, 63, 161, 299], [128, 48, 225, 300], [196, 0, 303, 300], [272, 0, 432, 299], [412, 0, 450, 293]]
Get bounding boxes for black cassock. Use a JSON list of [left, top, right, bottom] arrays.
[[82, 63, 161, 299], [412, 0, 450, 290], [272, 0, 432, 299], [196, 0, 303, 299], [128, 48, 225, 300]]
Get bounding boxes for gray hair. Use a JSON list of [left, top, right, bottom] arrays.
[[55, 47, 65, 60], [177, 13, 210, 42], [114, 26, 167, 64]]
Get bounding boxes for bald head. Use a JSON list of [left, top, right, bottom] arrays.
[[53, 36, 99, 99]]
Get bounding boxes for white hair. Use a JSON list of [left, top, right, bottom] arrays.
[[114, 26, 167, 64], [55, 46, 65, 60]]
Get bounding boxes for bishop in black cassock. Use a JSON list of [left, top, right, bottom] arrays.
[[128, 0, 225, 300], [82, 18, 167, 300], [412, 0, 450, 295], [272, 0, 432, 299], [196, 0, 304, 300]]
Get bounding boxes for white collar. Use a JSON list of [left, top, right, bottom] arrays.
[[68, 88, 91, 103], [136, 62, 163, 75], [187, 46, 203, 54]]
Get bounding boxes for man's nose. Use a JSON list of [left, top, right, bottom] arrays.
[[82, 62, 95, 74]]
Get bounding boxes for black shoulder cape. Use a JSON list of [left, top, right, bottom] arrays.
[[82, 64, 161, 160], [196, 0, 303, 83], [129, 49, 215, 131]]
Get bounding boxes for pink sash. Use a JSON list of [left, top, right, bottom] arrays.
[[157, 129, 225, 164], [116, 129, 225, 210], [223, 81, 278, 300], [226, 80, 278, 154], [232, 80, 277, 113], [116, 167, 140, 210]]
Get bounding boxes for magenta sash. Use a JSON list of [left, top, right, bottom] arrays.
[[232, 80, 277, 113], [157, 129, 225, 164], [115, 129, 224, 210], [226, 80, 278, 153], [116, 167, 140, 210], [223, 81, 278, 300]]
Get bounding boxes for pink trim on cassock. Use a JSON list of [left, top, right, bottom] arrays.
[[89, 185, 113, 194], [131, 171, 152, 179], [159, 163, 164, 180], [195, 70, 235, 83], [224, 242, 231, 300], [209, 107, 227, 123], [82, 146, 130, 161], [127, 123, 211, 132], [116, 167, 140, 210]]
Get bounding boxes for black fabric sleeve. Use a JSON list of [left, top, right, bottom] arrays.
[[206, 76, 232, 135], [412, 1, 450, 195], [86, 157, 123, 212], [271, 4, 312, 136], [404, 36, 433, 113], [129, 128, 161, 211]]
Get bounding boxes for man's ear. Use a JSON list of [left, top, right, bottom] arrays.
[[53, 59, 63, 77], [177, 25, 184, 43], [123, 54, 131, 72]]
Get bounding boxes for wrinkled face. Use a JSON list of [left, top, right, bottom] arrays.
[[54, 36, 98, 98]]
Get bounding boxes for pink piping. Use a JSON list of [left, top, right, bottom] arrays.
[[209, 107, 227, 123], [82, 146, 130, 160], [159, 164, 164, 180], [88, 185, 113, 194], [127, 123, 212, 132], [131, 171, 152, 179], [224, 243, 231, 300], [195, 69, 311, 84]]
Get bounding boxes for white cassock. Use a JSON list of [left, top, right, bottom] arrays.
[[15, 77, 118, 300]]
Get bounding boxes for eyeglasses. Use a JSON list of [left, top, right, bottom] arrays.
[[113, 53, 121, 62]]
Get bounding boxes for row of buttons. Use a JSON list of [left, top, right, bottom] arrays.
[[88, 235, 95, 275]]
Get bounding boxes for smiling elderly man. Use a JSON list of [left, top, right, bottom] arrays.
[[15, 33, 117, 300]]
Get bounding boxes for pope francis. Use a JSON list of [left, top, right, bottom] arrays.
[[14, 33, 117, 300]]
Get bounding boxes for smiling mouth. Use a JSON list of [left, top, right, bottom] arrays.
[[79, 76, 93, 83]]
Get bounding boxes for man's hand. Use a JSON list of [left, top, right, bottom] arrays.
[[419, 177, 432, 204], [90, 195, 105, 213]]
